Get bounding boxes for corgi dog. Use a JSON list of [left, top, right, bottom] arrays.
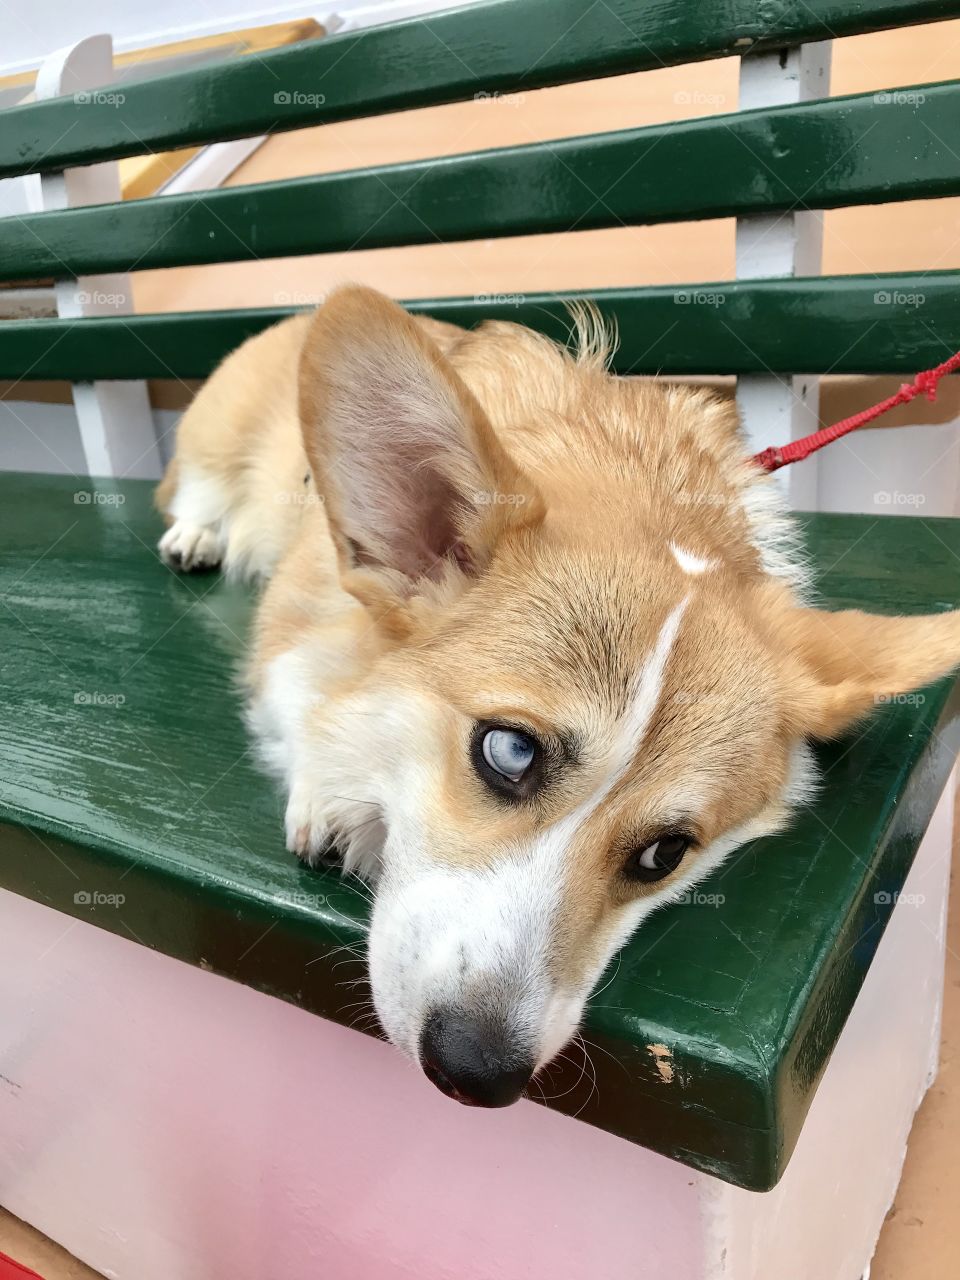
[[157, 286, 960, 1109]]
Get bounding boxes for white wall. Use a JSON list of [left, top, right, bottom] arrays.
[[1, 0, 481, 75]]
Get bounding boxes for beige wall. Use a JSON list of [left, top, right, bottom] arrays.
[[134, 22, 960, 314]]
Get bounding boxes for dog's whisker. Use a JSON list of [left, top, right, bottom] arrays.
[[330, 794, 381, 809], [570, 1048, 600, 1119], [348, 1011, 383, 1035], [575, 1031, 627, 1074], [538, 1041, 594, 1105], [322, 940, 368, 965], [341, 997, 377, 1017], [589, 953, 623, 1002], [524, 1076, 550, 1106]]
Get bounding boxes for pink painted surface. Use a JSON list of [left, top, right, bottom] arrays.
[[0, 890, 703, 1280]]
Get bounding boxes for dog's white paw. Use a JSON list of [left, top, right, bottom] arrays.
[[159, 520, 224, 573], [285, 787, 337, 867]]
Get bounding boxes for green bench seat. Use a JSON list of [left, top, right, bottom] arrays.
[[1, 471, 958, 1190]]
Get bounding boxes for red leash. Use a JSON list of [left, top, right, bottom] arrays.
[[752, 349, 960, 473]]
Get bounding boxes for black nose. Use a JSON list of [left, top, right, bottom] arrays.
[[419, 1012, 533, 1108]]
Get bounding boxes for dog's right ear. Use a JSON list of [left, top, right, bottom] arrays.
[[299, 286, 543, 589], [765, 593, 960, 740]]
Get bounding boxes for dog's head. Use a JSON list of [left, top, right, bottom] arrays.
[[299, 286, 960, 1107]]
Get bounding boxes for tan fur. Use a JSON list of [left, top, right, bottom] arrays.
[[154, 455, 178, 516], [158, 286, 960, 1076]]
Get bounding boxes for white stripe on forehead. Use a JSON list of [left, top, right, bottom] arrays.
[[587, 595, 690, 811], [543, 594, 690, 845], [604, 593, 686, 793]]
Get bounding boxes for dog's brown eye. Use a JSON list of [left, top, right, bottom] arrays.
[[624, 833, 691, 883]]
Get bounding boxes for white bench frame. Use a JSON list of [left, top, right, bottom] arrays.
[[0, 31, 270, 479], [31, 34, 161, 480], [735, 42, 831, 510]]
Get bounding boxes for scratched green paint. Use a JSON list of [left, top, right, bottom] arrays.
[[0, 473, 958, 1189], [0, 273, 958, 380], [1, 0, 957, 180], [2, 80, 960, 282]]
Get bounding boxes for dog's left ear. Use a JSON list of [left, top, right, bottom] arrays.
[[299, 285, 544, 585], [774, 601, 960, 740]]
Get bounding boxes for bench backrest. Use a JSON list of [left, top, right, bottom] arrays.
[[1, 0, 958, 478]]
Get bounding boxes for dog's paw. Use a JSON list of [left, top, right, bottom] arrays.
[[159, 520, 224, 573], [285, 789, 337, 867]]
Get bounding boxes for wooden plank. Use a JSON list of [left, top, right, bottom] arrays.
[[0, 273, 956, 380], [2, 79, 957, 282], [0, 472, 957, 1188], [1, 0, 958, 179]]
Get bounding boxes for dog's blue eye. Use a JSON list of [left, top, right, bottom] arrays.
[[482, 728, 536, 782]]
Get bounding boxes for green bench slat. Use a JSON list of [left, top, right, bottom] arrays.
[[1, 472, 957, 1189], [0, 273, 956, 380], [1, 0, 958, 179], [2, 80, 958, 282]]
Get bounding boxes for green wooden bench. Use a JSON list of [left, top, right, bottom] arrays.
[[1, 4, 960, 1278]]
